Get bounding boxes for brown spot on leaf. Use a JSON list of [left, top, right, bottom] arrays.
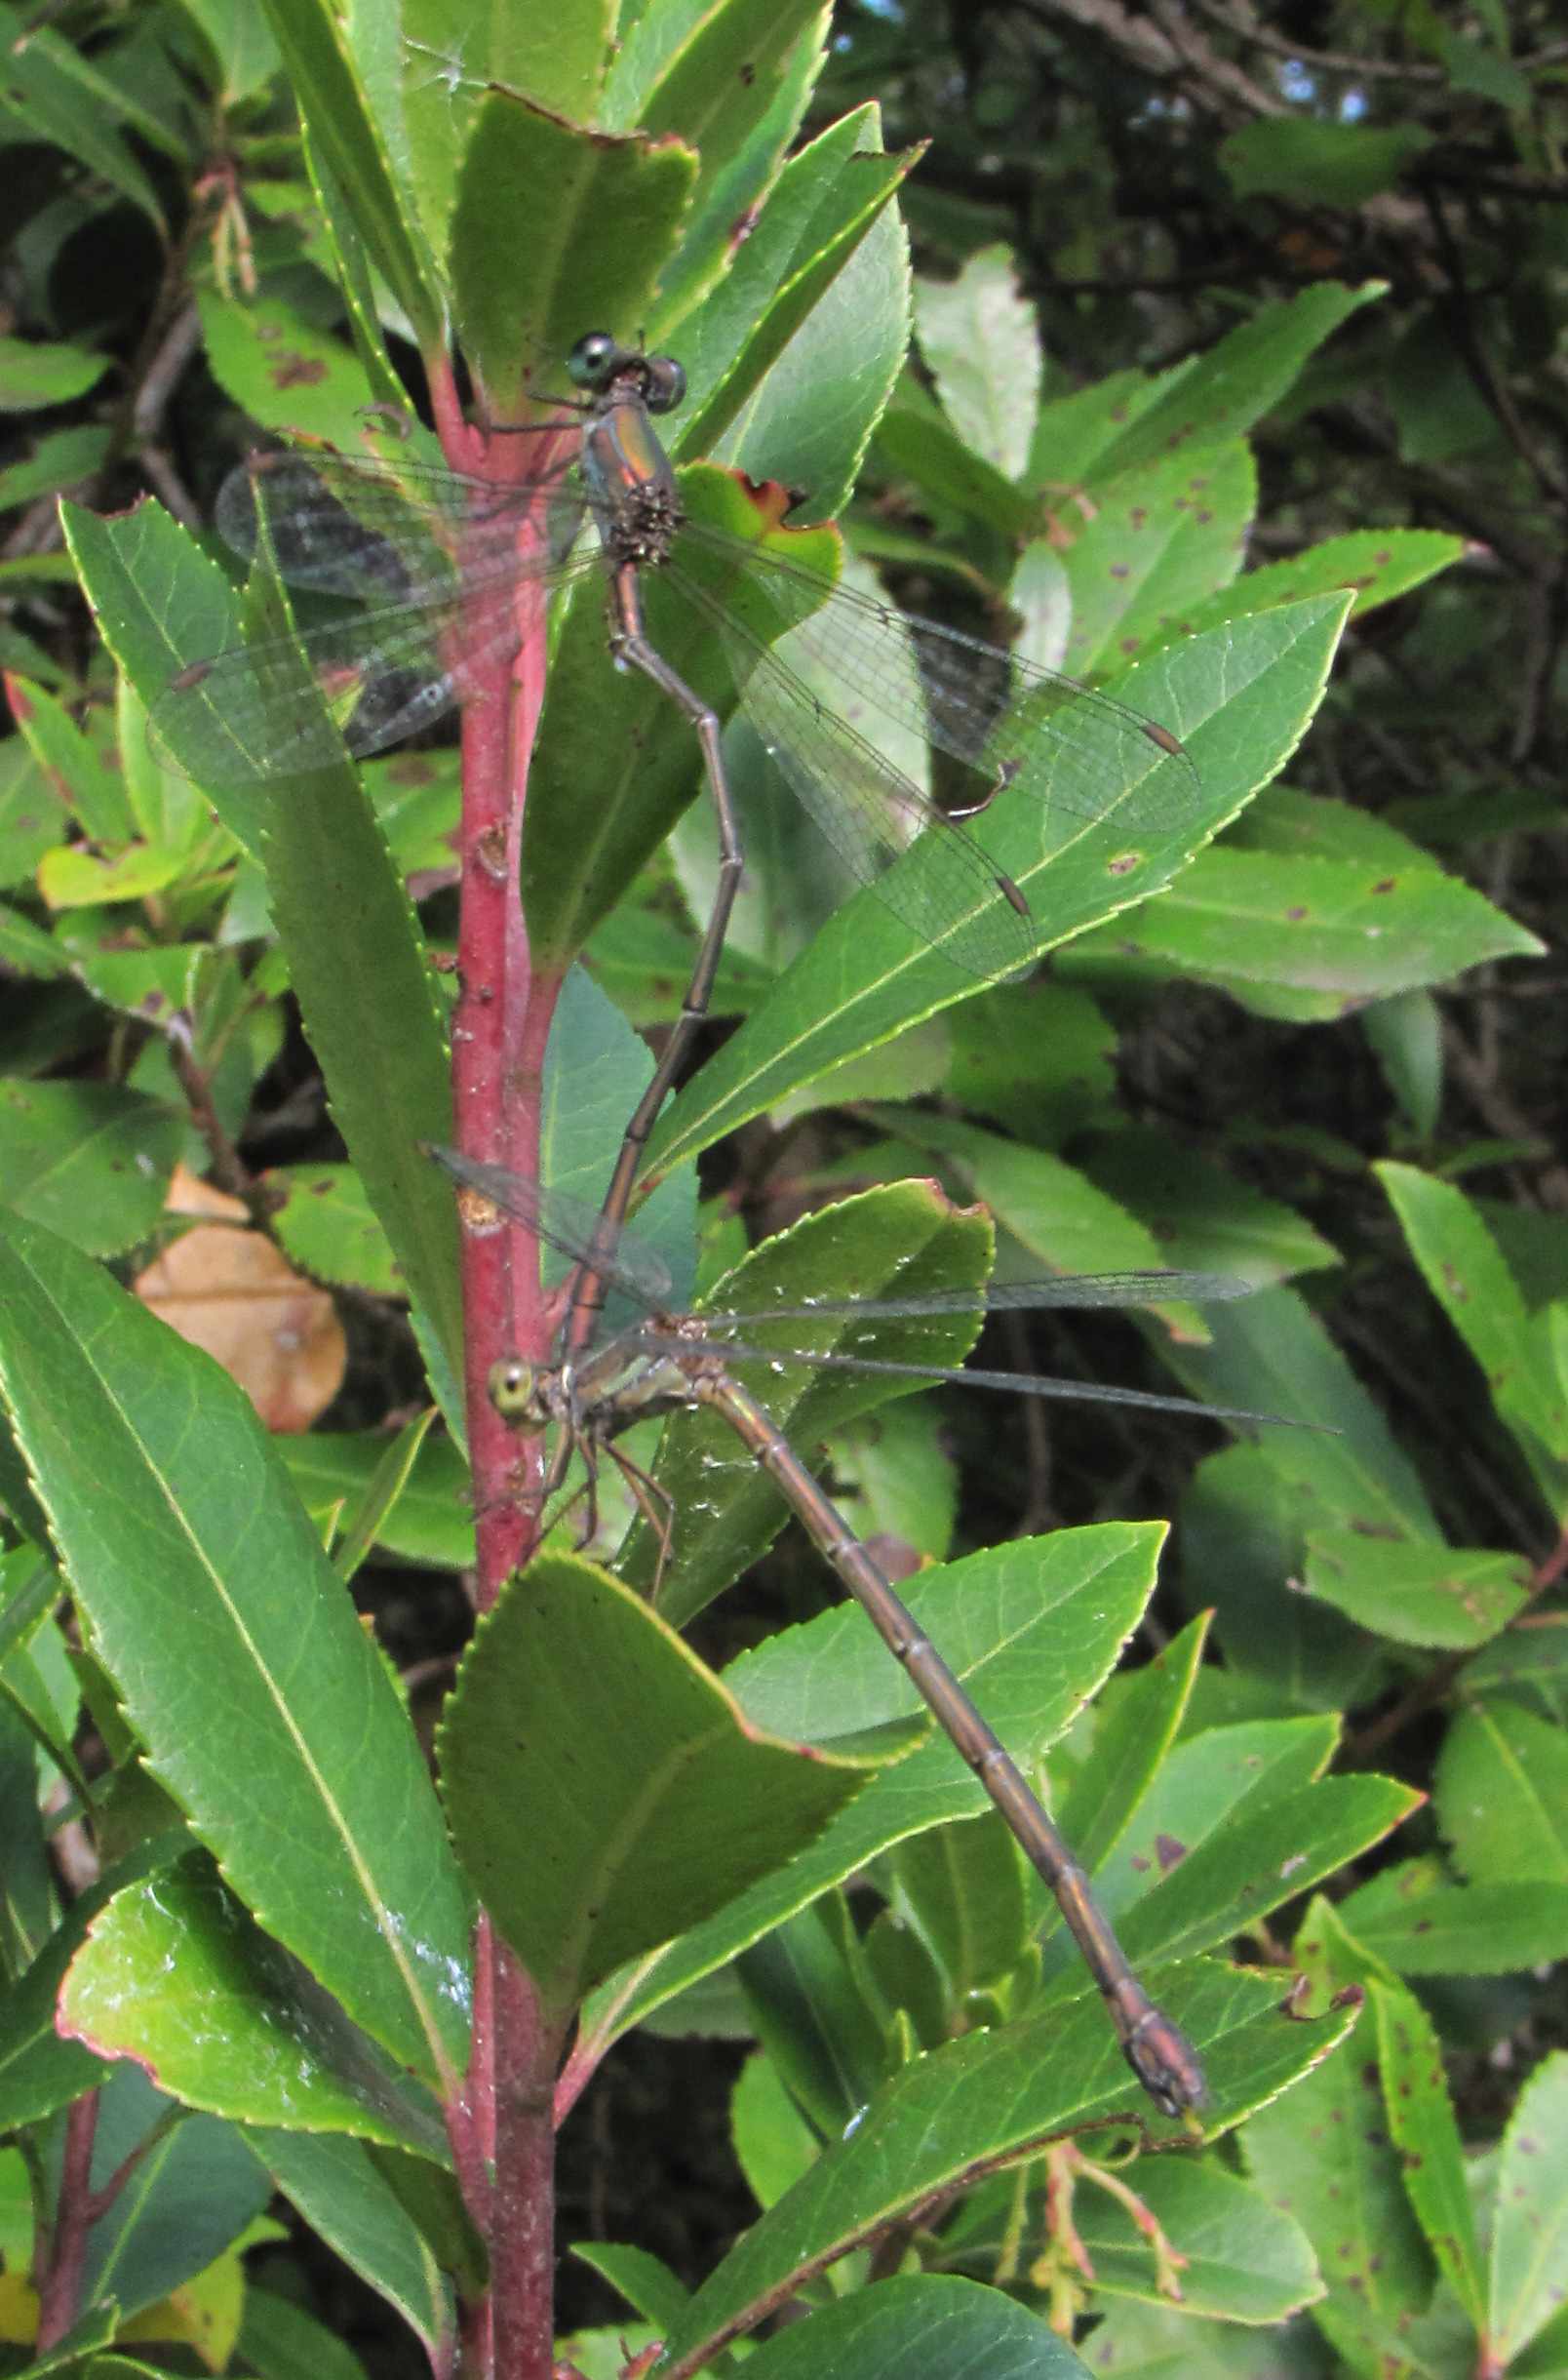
[[271, 354, 329, 389]]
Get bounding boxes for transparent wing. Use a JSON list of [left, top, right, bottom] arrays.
[[666, 556, 1030, 980], [152, 447, 595, 786], [151, 577, 541, 782], [624, 1329, 1292, 1427], [214, 447, 586, 597], [694, 1270, 1254, 1331], [675, 521, 1198, 980], [422, 1146, 674, 1307]]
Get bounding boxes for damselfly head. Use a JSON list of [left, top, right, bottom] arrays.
[[489, 1357, 548, 1432], [566, 332, 686, 416]]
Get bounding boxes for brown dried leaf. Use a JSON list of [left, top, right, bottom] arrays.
[[134, 1222, 345, 1432]]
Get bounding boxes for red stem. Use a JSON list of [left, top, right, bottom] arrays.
[[34, 2089, 99, 2351], [432, 346, 571, 2379]]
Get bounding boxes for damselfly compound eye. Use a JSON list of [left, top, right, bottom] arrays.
[[644, 356, 686, 414], [568, 331, 620, 391], [489, 1357, 543, 1428]]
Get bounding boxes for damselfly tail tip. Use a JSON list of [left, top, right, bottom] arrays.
[[1126, 2014, 1207, 2121]]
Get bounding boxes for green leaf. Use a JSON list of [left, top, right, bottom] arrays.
[[1162, 1288, 1440, 1541], [399, 0, 611, 251], [232, 2290, 370, 2380], [437, 1553, 871, 2021], [738, 1897, 898, 2130], [254, 0, 444, 350], [195, 570, 465, 1392], [650, 598, 1352, 1171], [588, 1524, 1168, 2038], [78, 2064, 274, 2322], [1080, 1128, 1340, 1285], [1303, 1533, 1530, 1649], [1060, 846, 1541, 1022], [1363, 987, 1444, 1137], [572, 2241, 690, 2332], [16, 2311, 122, 2377], [823, 1394, 956, 1564], [59, 1852, 449, 2155], [863, 1109, 1181, 1298], [60, 499, 262, 858], [0, 735, 70, 889], [279, 1429, 474, 1570], [1466, 1610, 1568, 1707], [730, 2046, 819, 2211], [887, 1815, 1030, 2001], [1436, 28, 1533, 107], [941, 980, 1116, 1141], [1340, 1867, 1568, 1975], [267, 1164, 400, 1295], [1027, 365, 1187, 491], [657, 1965, 1355, 2375], [667, 106, 917, 465], [1221, 120, 1435, 209], [874, 403, 1039, 543], [1379, 1162, 1568, 1472], [619, 1181, 993, 1622], [1371, 1980, 1484, 2327], [1160, 528, 1465, 650], [448, 99, 697, 408], [0, 900, 68, 978], [0, 1079, 181, 1256], [721, 198, 912, 525], [1085, 2296, 1324, 2374], [1242, 1898, 1432, 2376], [733, 2276, 1093, 2379], [331, 1409, 442, 1586], [176, 0, 283, 103], [0, 1209, 472, 2084], [1051, 1619, 1206, 1890], [1488, 2052, 1568, 2363], [1057, 1769, 1419, 1996], [246, 2128, 455, 2363], [0, 424, 112, 510], [648, 14, 831, 332], [0, 1884, 122, 2130], [5, 671, 134, 842], [605, 0, 829, 326], [1434, 1698, 1568, 1883], [915, 246, 1041, 481], [1097, 284, 1384, 479], [1073, 2157, 1319, 2322], [1386, 307, 1502, 465], [1060, 443, 1256, 679], [195, 291, 378, 445], [0, 3, 165, 231]]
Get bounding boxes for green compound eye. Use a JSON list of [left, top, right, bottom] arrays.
[[488, 1358, 543, 1429]]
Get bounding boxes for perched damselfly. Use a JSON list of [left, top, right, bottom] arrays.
[[428, 1143, 1297, 2116], [156, 336, 1199, 1344]]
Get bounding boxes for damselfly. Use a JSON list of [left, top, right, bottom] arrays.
[[156, 336, 1198, 1344], [428, 1144, 1296, 2115]]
